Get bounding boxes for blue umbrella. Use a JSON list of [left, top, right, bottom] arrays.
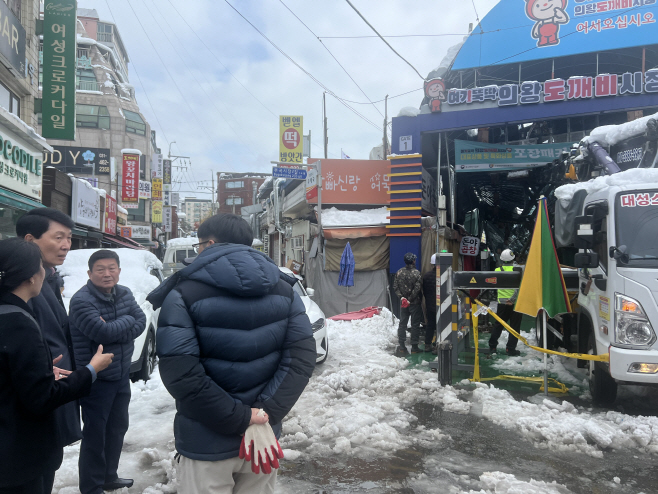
[[338, 242, 355, 313]]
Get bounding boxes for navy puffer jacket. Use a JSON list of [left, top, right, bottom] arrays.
[[149, 243, 316, 462], [69, 281, 146, 381]]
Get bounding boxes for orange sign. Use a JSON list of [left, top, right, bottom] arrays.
[[307, 159, 390, 205]]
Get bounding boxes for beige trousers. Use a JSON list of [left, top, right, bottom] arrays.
[[178, 455, 277, 494]]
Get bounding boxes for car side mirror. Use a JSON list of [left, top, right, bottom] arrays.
[[306, 288, 315, 297], [574, 252, 599, 269]]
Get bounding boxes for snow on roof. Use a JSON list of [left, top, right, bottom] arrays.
[[397, 107, 420, 118], [252, 238, 263, 247], [583, 111, 658, 148], [117, 204, 128, 215], [165, 237, 198, 248], [259, 176, 273, 193], [121, 148, 142, 155], [554, 168, 658, 203], [321, 207, 389, 228]]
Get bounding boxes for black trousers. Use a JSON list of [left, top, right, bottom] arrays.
[[489, 303, 522, 350], [425, 311, 436, 346], [398, 304, 422, 345], [0, 470, 56, 494], [79, 377, 131, 494]]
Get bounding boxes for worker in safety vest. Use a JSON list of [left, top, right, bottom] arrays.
[[488, 249, 522, 356]]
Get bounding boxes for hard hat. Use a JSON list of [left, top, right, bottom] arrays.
[[431, 254, 436, 265], [500, 249, 515, 262], [404, 252, 417, 264]]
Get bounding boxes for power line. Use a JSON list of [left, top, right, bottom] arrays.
[[339, 87, 422, 105], [344, 0, 424, 80], [278, 0, 383, 119]]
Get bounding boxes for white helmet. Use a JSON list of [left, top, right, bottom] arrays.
[[430, 253, 436, 265], [500, 249, 515, 262]]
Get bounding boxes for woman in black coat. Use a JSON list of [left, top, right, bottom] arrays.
[[0, 238, 113, 494]]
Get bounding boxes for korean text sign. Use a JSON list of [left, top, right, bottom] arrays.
[[42, 0, 76, 140], [105, 195, 117, 235], [163, 206, 172, 233], [459, 236, 480, 257], [279, 116, 303, 163], [152, 178, 163, 200], [306, 159, 390, 205], [122, 154, 139, 202], [454, 140, 575, 172], [152, 201, 163, 224], [151, 153, 163, 179]]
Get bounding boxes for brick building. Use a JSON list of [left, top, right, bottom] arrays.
[[216, 172, 270, 215]]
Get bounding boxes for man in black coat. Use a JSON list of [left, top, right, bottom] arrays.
[[422, 254, 437, 352], [16, 208, 82, 447], [69, 250, 146, 494]]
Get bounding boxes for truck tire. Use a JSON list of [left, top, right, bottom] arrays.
[[587, 332, 617, 405], [131, 329, 156, 383]]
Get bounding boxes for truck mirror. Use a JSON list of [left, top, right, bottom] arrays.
[[574, 252, 599, 269], [575, 215, 594, 249]]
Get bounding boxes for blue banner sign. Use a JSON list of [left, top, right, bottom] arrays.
[[272, 167, 307, 179], [454, 140, 575, 172]]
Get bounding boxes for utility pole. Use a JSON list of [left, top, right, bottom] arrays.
[[323, 92, 328, 159], [383, 94, 389, 158], [211, 170, 216, 216]]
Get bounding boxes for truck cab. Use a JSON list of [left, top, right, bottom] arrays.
[[574, 181, 658, 404]]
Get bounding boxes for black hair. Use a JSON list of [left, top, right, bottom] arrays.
[[88, 250, 121, 271], [16, 208, 75, 239], [0, 238, 43, 296], [198, 213, 253, 246]]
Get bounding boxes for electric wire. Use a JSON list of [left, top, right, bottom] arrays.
[[344, 0, 424, 80]]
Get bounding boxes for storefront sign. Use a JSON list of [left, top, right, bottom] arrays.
[[305, 167, 318, 200], [151, 153, 163, 179], [138, 180, 151, 199], [152, 178, 162, 200], [0, 129, 43, 200], [120, 226, 131, 238], [104, 195, 117, 235], [455, 140, 575, 172], [130, 225, 151, 239], [435, 70, 658, 113], [163, 206, 172, 233], [460, 236, 480, 257], [0, 1, 26, 76], [306, 159, 390, 205], [163, 159, 171, 184], [279, 115, 303, 163], [122, 202, 139, 209], [42, 0, 76, 140], [122, 153, 139, 202], [152, 200, 163, 224], [71, 178, 101, 229], [43, 146, 111, 175], [163, 184, 171, 206]]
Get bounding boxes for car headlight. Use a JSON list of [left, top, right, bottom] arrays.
[[311, 318, 325, 333], [615, 294, 657, 348]]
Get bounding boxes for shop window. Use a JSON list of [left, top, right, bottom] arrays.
[[124, 110, 146, 136], [0, 81, 20, 116], [225, 181, 244, 189], [226, 197, 243, 206], [77, 104, 110, 129], [127, 200, 146, 222]]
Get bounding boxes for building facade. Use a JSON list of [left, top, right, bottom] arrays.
[[216, 171, 270, 215], [182, 197, 212, 229]]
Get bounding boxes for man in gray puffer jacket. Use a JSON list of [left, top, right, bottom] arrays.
[[69, 250, 146, 494]]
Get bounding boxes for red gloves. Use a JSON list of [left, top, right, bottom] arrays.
[[401, 297, 410, 308], [239, 413, 284, 474]]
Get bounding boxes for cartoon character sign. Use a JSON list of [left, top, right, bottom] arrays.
[[425, 78, 446, 113], [525, 0, 569, 47]]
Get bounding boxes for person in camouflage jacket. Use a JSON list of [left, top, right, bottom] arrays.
[[393, 253, 423, 355]]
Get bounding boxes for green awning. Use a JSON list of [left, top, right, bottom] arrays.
[[133, 238, 157, 247], [72, 227, 88, 237], [87, 231, 104, 240], [0, 188, 44, 211]]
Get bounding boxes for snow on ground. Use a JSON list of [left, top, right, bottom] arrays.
[[320, 206, 390, 227], [52, 308, 658, 492]]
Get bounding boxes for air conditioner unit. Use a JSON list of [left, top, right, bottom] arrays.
[[284, 224, 293, 239]]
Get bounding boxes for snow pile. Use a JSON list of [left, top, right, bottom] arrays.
[[321, 207, 390, 227], [397, 106, 420, 117], [259, 176, 273, 194], [554, 168, 658, 203], [117, 204, 128, 215], [165, 236, 197, 248], [583, 111, 658, 147]]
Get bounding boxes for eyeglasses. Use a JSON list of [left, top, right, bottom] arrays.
[[192, 241, 210, 254]]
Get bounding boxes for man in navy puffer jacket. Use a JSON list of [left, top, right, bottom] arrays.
[[148, 213, 315, 493], [69, 250, 146, 494]]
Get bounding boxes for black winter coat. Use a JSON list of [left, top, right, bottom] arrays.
[[28, 268, 82, 447], [0, 293, 92, 488], [149, 243, 316, 461], [69, 281, 146, 381], [423, 270, 436, 313]]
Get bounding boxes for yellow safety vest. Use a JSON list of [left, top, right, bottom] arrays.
[[497, 265, 515, 301]]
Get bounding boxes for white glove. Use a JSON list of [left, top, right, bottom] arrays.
[[239, 411, 284, 474]]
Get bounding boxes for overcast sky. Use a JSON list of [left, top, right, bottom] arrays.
[[81, 0, 495, 199]]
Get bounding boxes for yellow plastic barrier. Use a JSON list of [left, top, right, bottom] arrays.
[[472, 303, 480, 383], [473, 299, 609, 363]]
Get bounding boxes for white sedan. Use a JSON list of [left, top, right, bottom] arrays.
[[280, 267, 328, 364], [59, 248, 163, 382]]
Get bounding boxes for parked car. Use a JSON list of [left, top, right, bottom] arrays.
[[279, 267, 328, 364], [58, 248, 164, 382], [162, 237, 198, 278]]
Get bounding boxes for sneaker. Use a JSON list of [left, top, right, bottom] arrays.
[[395, 345, 409, 357], [411, 344, 422, 354], [506, 348, 521, 356]]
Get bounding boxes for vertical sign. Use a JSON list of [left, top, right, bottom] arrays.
[[163, 159, 172, 206], [152, 178, 163, 200], [151, 153, 163, 179], [279, 115, 303, 163], [105, 195, 117, 235], [138, 180, 151, 199], [152, 201, 163, 224], [305, 167, 318, 200], [122, 153, 139, 202], [42, 0, 77, 140], [163, 206, 172, 233]]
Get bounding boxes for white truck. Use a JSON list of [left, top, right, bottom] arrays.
[[554, 113, 658, 405]]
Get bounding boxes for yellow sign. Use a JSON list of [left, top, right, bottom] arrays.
[[152, 200, 163, 224], [152, 178, 163, 200], [279, 115, 303, 163], [599, 296, 610, 321], [470, 277, 477, 284]]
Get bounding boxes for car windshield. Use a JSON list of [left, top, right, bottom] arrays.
[[293, 281, 306, 297], [615, 190, 658, 268]]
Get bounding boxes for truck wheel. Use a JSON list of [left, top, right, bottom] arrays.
[[587, 332, 617, 406], [133, 329, 157, 383]]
